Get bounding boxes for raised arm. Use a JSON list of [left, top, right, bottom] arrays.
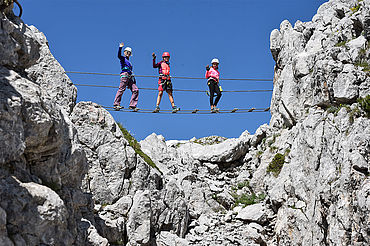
[[152, 53, 161, 68], [118, 43, 124, 59], [205, 65, 210, 78]]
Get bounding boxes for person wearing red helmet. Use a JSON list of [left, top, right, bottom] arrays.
[[152, 52, 180, 113]]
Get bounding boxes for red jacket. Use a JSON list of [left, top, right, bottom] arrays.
[[153, 59, 170, 75]]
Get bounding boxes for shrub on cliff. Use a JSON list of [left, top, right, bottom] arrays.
[[267, 153, 285, 177]]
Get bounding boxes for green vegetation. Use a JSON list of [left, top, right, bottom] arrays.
[[267, 153, 285, 177], [267, 133, 280, 147], [174, 142, 185, 148], [260, 137, 267, 151], [356, 42, 369, 72], [327, 105, 339, 114], [256, 150, 264, 158], [261, 137, 266, 145], [355, 61, 370, 73], [358, 95, 370, 118], [336, 164, 342, 175], [359, 48, 367, 56], [327, 96, 370, 123], [335, 41, 348, 47], [237, 181, 249, 190], [112, 239, 125, 245], [232, 192, 266, 208], [230, 180, 265, 208], [350, 4, 360, 13], [341, 104, 351, 112], [231, 181, 249, 191], [349, 106, 361, 124], [117, 123, 161, 173], [192, 136, 228, 145], [284, 148, 291, 156], [327, 104, 351, 116], [270, 146, 278, 153], [101, 202, 110, 208]]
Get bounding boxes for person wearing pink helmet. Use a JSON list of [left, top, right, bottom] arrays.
[[205, 58, 222, 113], [152, 51, 180, 113]]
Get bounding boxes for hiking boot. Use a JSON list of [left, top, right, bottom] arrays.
[[129, 106, 139, 112], [152, 106, 160, 113], [114, 105, 123, 111], [172, 105, 180, 113]]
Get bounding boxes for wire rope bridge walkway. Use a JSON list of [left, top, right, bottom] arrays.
[[66, 71, 273, 114]]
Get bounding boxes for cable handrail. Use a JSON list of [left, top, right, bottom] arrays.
[[73, 83, 273, 93], [65, 71, 273, 82]]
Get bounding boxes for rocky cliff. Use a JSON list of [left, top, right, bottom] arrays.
[[0, 0, 369, 245]]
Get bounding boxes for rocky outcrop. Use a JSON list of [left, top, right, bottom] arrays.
[[0, 0, 369, 245], [270, 0, 370, 129], [261, 0, 370, 244], [70, 101, 189, 245], [143, 0, 370, 245], [0, 6, 91, 245], [1, 2, 191, 244], [139, 130, 274, 245]]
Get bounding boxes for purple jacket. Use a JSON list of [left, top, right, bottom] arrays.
[[118, 47, 133, 74]]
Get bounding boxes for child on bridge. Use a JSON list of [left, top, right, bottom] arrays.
[[152, 52, 180, 113], [205, 58, 222, 113]]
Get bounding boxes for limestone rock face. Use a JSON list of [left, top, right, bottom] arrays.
[[0, 178, 74, 245], [261, 0, 370, 244], [70, 101, 189, 244], [0, 9, 91, 245], [253, 108, 370, 245], [270, 0, 370, 129], [236, 203, 267, 224], [0, 13, 41, 69]]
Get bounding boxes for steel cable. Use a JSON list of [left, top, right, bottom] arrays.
[[73, 83, 272, 93], [65, 71, 273, 82]]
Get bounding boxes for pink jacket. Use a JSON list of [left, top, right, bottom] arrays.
[[205, 67, 220, 82]]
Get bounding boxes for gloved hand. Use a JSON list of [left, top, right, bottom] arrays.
[[119, 42, 124, 47], [152, 53, 156, 59], [206, 65, 210, 71]]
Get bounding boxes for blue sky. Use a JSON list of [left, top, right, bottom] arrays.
[[22, 0, 327, 140]]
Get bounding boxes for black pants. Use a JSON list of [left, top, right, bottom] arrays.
[[208, 79, 222, 106]]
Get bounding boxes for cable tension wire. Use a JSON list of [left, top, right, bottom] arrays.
[[65, 71, 273, 82]]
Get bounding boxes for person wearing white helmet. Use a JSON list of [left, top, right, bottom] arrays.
[[113, 42, 139, 111], [205, 58, 222, 113]]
